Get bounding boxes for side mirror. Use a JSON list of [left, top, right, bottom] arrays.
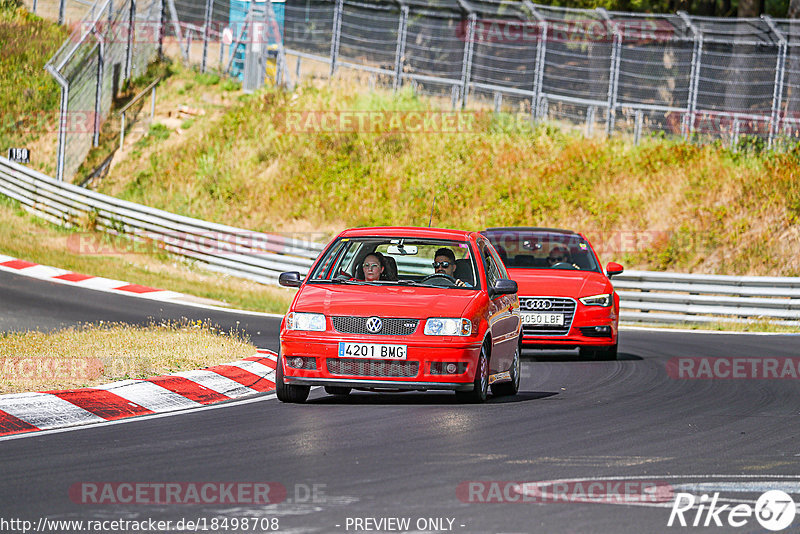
[[279, 271, 303, 288], [489, 278, 518, 297], [606, 262, 624, 278]]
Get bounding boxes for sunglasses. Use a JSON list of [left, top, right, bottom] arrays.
[[363, 263, 381, 270], [548, 256, 567, 262], [432, 261, 452, 268]]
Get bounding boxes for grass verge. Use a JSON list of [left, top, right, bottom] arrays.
[[0, 195, 296, 314], [0, 319, 256, 394]]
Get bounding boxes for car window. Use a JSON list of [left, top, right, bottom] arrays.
[[480, 243, 501, 287], [307, 237, 480, 289], [482, 230, 601, 272]]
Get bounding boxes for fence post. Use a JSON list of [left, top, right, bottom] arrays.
[[329, 0, 343, 78], [32, 0, 38, 15], [201, 0, 214, 73], [598, 9, 621, 136], [93, 32, 105, 148], [634, 109, 643, 144], [58, 0, 65, 25], [524, 1, 546, 121], [46, 65, 69, 182], [393, 6, 409, 91], [167, 0, 189, 62], [158, 0, 165, 59], [763, 15, 787, 150], [678, 11, 701, 139], [460, 12, 476, 108], [125, 0, 136, 79]]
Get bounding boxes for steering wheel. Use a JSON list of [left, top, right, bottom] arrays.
[[421, 273, 458, 286], [550, 262, 578, 270]]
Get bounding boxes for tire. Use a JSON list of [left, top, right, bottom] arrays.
[[456, 344, 490, 403], [275, 355, 310, 403], [491, 342, 520, 397], [324, 386, 351, 396]]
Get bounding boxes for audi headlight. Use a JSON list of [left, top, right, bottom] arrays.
[[286, 312, 326, 331], [579, 293, 612, 307], [424, 318, 472, 336]]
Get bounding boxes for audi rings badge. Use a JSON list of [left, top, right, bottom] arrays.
[[520, 299, 553, 311]]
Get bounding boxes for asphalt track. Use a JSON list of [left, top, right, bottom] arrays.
[[1, 269, 800, 533]]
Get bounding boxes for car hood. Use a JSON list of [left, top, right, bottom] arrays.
[[293, 283, 482, 318], [506, 268, 611, 297]]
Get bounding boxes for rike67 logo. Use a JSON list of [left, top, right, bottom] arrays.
[[668, 490, 796, 531]]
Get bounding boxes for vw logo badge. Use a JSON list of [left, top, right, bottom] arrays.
[[366, 316, 383, 333], [522, 299, 552, 311]]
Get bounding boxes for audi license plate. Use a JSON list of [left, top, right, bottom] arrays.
[[338, 342, 407, 360], [521, 313, 564, 326]]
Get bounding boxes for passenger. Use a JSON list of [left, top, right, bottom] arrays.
[[361, 253, 385, 282], [433, 247, 466, 286]]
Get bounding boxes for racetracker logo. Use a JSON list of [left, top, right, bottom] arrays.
[[0, 357, 103, 381], [668, 490, 796, 530], [667, 357, 800, 380], [456, 18, 674, 44], [274, 111, 480, 134], [69, 482, 287, 505], [457, 479, 674, 504]]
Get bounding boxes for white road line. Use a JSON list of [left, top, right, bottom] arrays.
[[0, 392, 105, 429]]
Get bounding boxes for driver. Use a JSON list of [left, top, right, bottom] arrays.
[[433, 248, 466, 286], [547, 246, 578, 269]]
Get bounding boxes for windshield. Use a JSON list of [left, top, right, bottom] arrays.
[[308, 237, 480, 289], [482, 230, 601, 273]]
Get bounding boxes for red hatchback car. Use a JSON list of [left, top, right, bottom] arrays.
[[277, 227, 521, 403], [482, 227, 624, 360]]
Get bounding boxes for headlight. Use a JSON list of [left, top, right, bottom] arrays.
[[286, 312, 326, 331], [424, 318, 472, 336], [579, 293, 612, 307]]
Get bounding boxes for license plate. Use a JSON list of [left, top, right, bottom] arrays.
[[521, 313, 564, 326], [338, 342, 407, 360]]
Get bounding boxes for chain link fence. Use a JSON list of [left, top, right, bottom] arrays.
[[23, 0, 800, 182], [283, 0, 800, 149]]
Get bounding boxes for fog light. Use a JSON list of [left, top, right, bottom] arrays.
[[595, 325, 611, 334], [445, 363, 458, 374], [290, 357, 304, 368]]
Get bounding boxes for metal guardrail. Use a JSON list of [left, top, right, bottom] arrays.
[[1, 157, 799, 325], [613, 270, 800, 325], [0, 157, 323, 285]]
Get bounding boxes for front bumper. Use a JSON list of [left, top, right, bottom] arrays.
[[521, 308, 618, 348], [280, 337, 482, 388]]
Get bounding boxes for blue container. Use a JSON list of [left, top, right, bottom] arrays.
[[229, 0, 285, 80]]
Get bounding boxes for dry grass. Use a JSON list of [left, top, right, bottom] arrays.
[[94, 75, 800, 277], [0, 320, 256, 394]]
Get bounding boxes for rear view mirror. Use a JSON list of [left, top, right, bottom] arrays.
[[386, 244, 418, 255]]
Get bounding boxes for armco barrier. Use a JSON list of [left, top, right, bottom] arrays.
[[0, 157, 322, 284], [1, 156, 799, 326], [614, 271, 800, 326]]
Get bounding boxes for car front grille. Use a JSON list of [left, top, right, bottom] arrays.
[[331, 316, 419, 336], [326, 358, 419, 378], [520, 297, 576, 336]]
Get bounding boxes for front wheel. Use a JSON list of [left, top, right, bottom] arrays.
[[456, 344, 489, 403], [276, 356, 310, 403]]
